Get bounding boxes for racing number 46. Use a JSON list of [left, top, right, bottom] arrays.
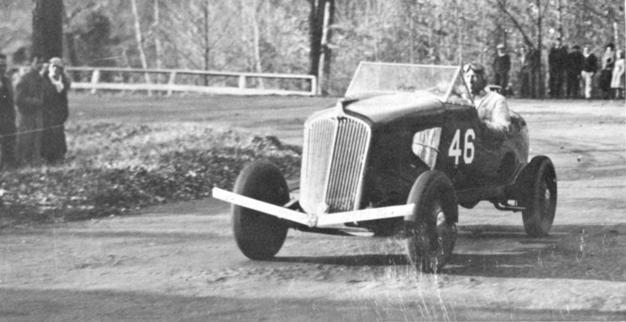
[[448, 128, 475, 165]]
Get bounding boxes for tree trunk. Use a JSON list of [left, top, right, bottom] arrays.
[[130, 0, 152, 95], [308, 0, 322, 77], [409, 7, 415, 63], [153, 0, 163, 69], [536, 0, 545, 98], [32, 0, 64, 62], [250, 0, 263, 88], [203, 0, 210, 71], [309, 0, 334, 95], [556, 0, 563, 38], [455, 0, 462, 63], [317, 0, 330, 94], [203, 0, 210, 85]]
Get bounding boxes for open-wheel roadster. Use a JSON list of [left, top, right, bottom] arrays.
[[212, 62, 557, 272]]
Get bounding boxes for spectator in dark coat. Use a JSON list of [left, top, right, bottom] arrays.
[[15, 60, 45, 166], [526, 47, 540, 98], [566, 45, 585, 98], [581, 45, 598, 99], [40, 57, 70, 164], [548, 38, 568, 98], [598, 43, 616, 99], [517, 45, 540, 98], [492, 44, 511, 95], [0, 53, 17, 170]]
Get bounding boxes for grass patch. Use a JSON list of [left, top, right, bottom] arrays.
[[0, 122, 301, 227]]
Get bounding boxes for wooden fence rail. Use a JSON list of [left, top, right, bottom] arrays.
[[57, 66, 317, 96]]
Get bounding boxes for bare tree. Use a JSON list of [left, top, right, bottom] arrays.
[[250, 0, 262, 74], [130, 0, 151, 94], [497, 0, 547, 97], [152, 0, 163, 69], [202, 0, 210, 71], [308, 0, 334, 95]]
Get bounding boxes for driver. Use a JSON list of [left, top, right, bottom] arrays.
[[463, 63, 511, 141]]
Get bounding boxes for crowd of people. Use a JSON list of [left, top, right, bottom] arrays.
[[492, 40, 625, 100], [0, 54, 70, 171]]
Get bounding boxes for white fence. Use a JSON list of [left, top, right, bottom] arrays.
[[63, 67, 317, 96]]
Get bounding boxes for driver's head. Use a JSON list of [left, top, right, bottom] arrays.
[[463, 63, 487, 95]]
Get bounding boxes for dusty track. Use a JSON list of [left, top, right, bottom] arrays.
[[1, 96, 625, 321]]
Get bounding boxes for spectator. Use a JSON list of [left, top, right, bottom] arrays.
[[492, 44, 511, 95], [598, 43, 616, 99], [40, 57, 70, 164], [0, 53, 17, 170], [611, 49, 625, 99], [581, 45, 598, 99], [526, 46, 541, 98], [565, 45, 585, 98], [548, 38, 568, 98], [15, 60, 45, 166]]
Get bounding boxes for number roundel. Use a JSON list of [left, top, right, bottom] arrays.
[[448, 128, 475, 166]]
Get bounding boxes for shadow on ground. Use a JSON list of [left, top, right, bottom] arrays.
[[275, 224, 625, 282]]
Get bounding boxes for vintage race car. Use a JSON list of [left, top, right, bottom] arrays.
[[212, 62, 557, 272]]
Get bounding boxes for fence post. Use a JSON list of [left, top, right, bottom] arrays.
[[90, 69, 100, 95], [238, 74, 246, 89], [167, 71, 177, 96], [310, 76, 318, 96]]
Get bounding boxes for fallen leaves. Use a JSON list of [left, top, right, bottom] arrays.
[[0, 122, 301, 226]]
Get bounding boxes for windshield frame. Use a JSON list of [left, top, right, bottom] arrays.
[[345, 61, 473, 106]]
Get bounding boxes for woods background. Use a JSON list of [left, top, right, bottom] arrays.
[[0, 0, 624, 95]]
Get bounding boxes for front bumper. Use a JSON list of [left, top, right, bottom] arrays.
[[212, 187, 414, 228]]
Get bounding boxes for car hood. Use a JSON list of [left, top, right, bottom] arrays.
[[344, 92, 445, 124]]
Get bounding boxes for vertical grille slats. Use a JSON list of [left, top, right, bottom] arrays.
[[301, 118, 335, 210], [300, 115, 371, 214]]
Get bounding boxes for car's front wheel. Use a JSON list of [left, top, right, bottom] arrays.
[[521, 156, 557, 237], [405, 170, 458, 273], [232, 160, 289, 260]]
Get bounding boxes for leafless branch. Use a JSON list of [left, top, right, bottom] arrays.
[[497, 0, 535, 49]]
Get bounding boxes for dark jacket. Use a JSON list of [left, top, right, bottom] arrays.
[[41, 71, 70, 126], [548, 46, 568, 72], [493, 54, 511, 74], [40, 70, 71, 162], [566, 51, 585, 75], [0, 76, 16, 133], [582, 54, 598, 73], [15, 69, 45, 115]]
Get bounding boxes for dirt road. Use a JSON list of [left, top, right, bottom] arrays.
[[1, 97, 625, 321]]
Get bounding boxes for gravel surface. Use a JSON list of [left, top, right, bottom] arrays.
[[1, 96, 624, 321]]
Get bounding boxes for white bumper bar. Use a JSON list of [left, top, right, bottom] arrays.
[[212, 187, 415, 228]]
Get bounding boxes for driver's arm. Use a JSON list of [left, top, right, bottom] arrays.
[[482, 94, 511, 139]]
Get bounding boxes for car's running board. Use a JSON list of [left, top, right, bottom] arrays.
[[457, 185, 511, 204], [212, 187, 414, 228]]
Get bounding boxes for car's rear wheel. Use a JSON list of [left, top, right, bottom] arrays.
[[232, 160, 289, 260], [405, 170, 458, 273], [521, 156, 557, 237]]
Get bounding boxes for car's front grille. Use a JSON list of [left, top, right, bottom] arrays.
[[300, 115, 371, 214]]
